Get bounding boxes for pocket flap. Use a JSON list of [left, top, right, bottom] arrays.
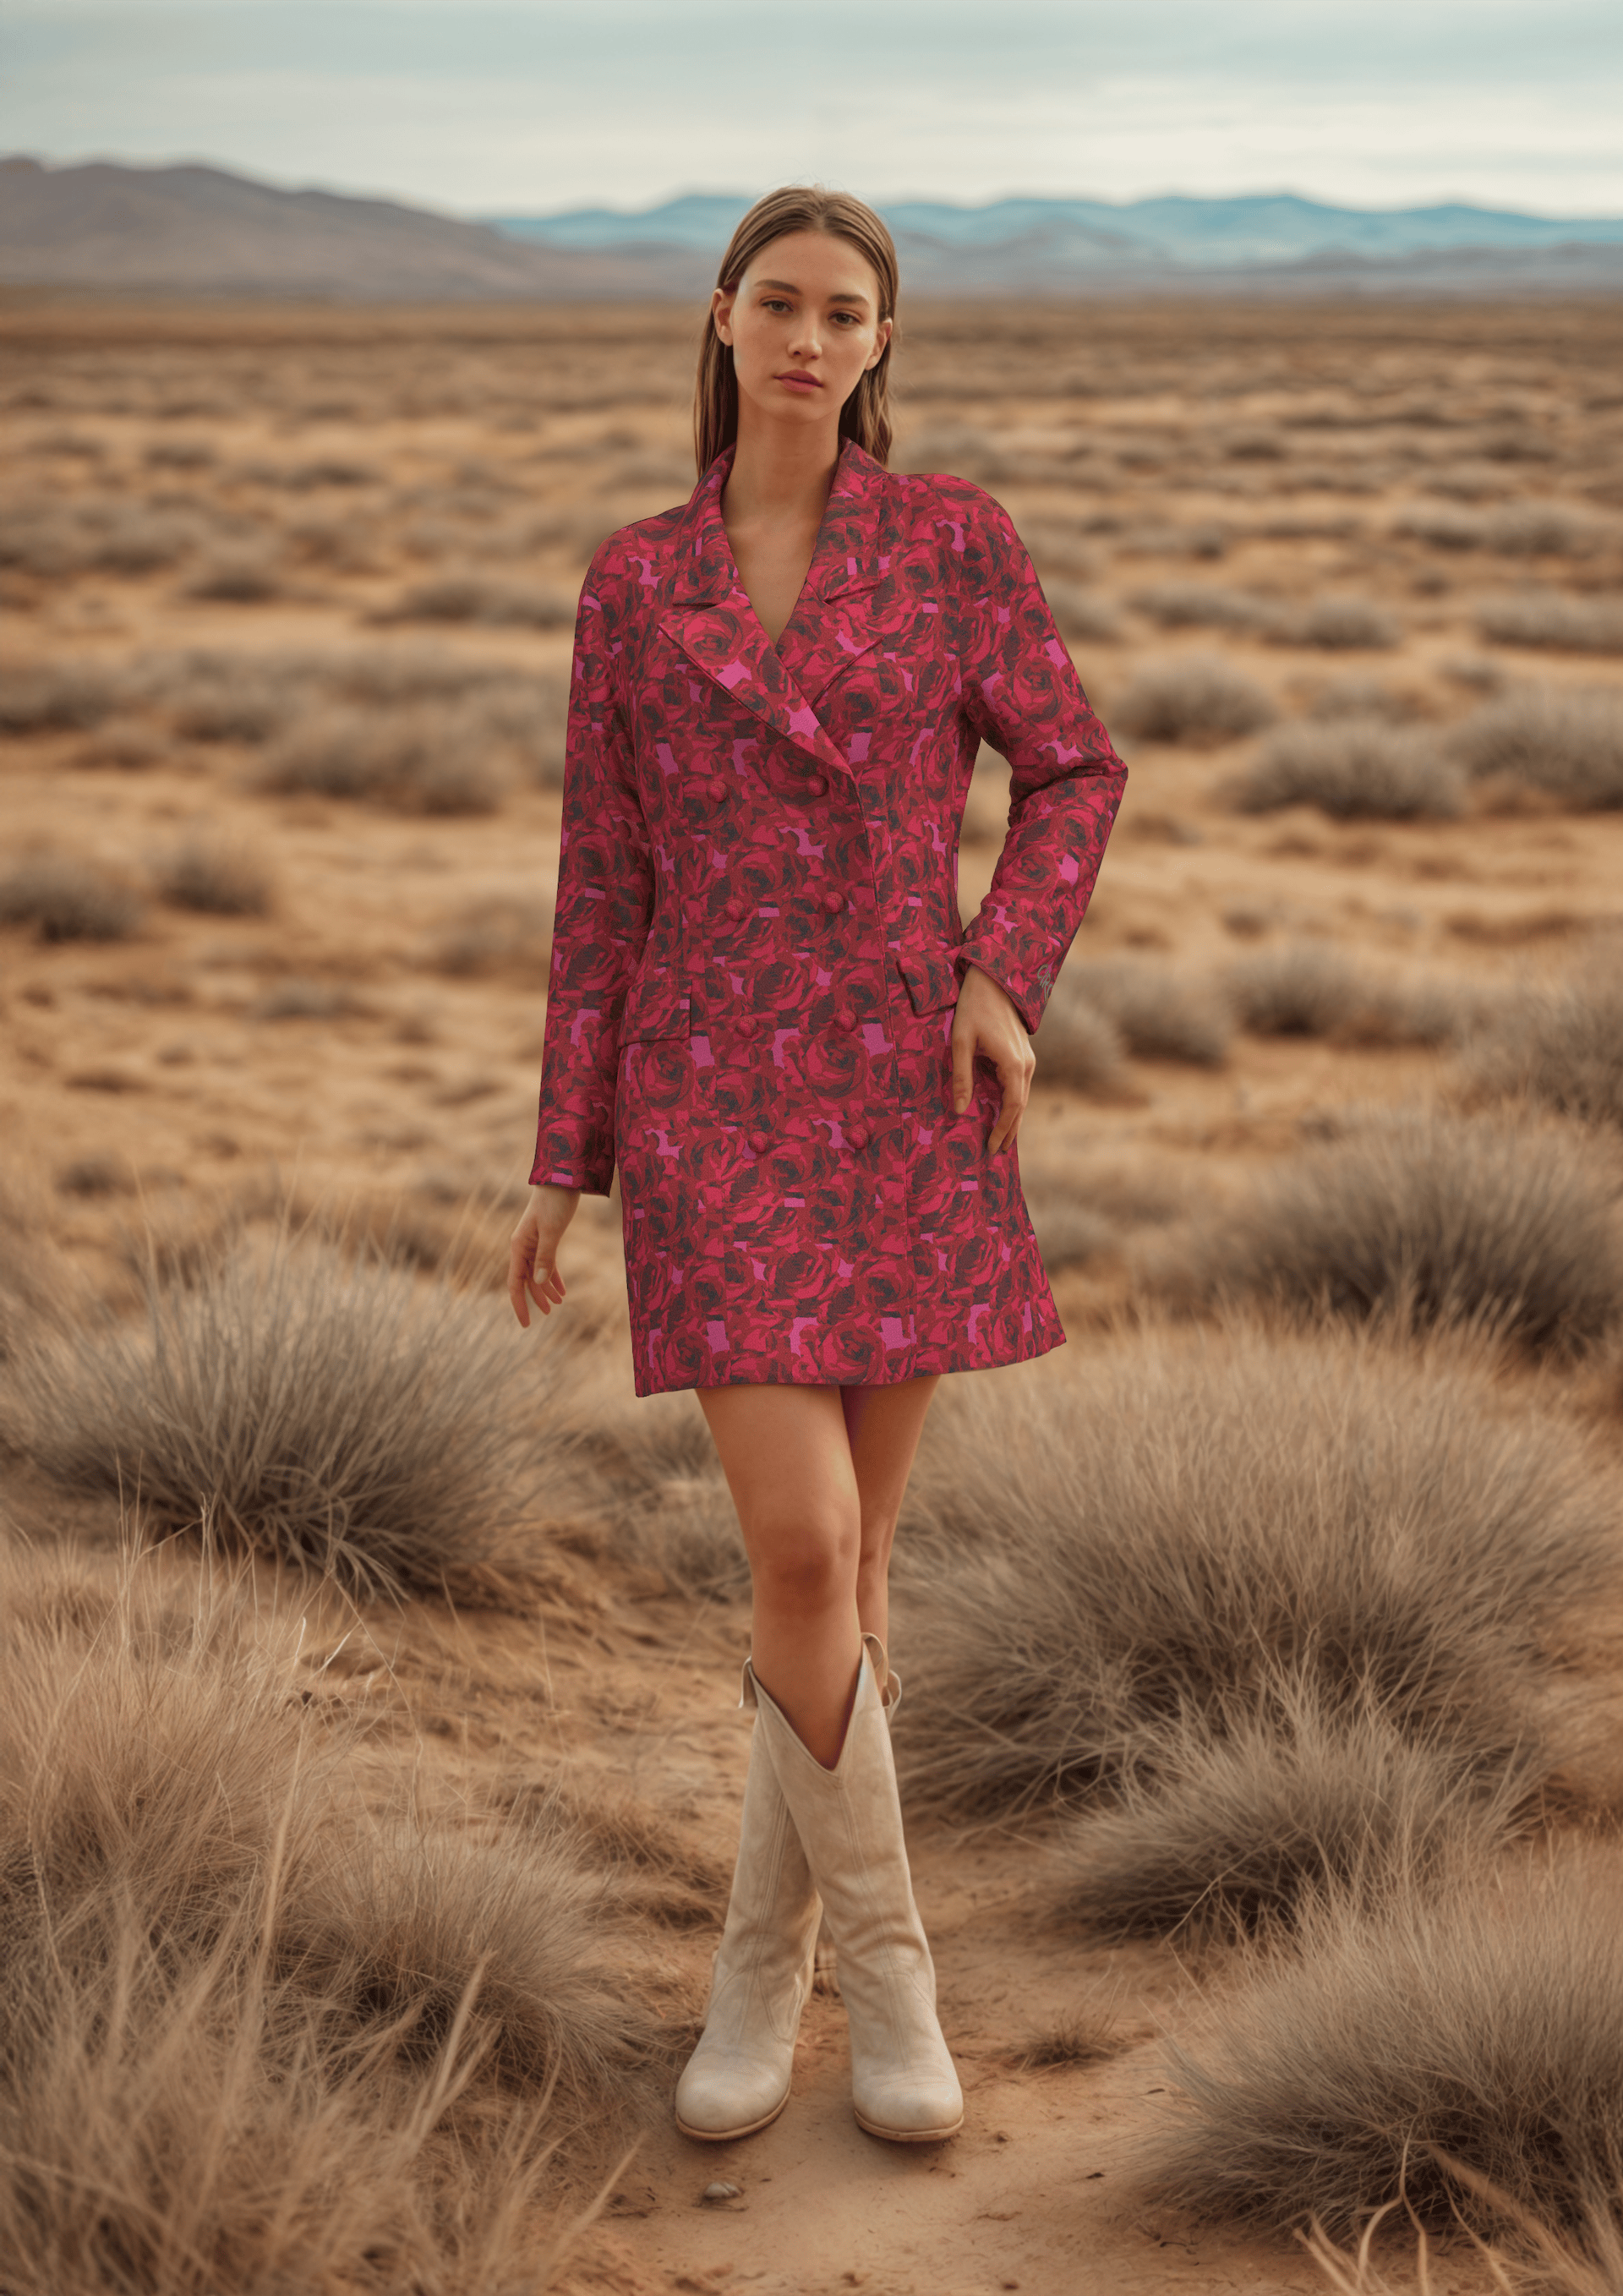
[[620, 965, 690, 1042], [894, 947, 962, 1018]]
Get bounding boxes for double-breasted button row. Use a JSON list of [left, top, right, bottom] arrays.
[[746, 1123, 871, 1157]]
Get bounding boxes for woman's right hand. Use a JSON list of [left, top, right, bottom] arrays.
[[507, 1183, 581, 1327]]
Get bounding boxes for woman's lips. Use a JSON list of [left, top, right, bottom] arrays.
[[777, 372, 822, 391]]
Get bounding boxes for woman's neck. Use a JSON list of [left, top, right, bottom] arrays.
[[722, 411, 842, 534]]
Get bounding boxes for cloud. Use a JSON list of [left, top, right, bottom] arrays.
[[3, 2, 1620, 214]]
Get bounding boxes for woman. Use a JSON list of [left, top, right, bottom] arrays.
[[509, 187, 1126, 2146]]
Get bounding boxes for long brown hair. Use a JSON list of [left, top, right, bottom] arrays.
[[694, 186, 899, 477]]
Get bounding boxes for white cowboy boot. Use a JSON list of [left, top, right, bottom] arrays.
[[675, 1664, 823, 2140], [750, 1636, 963, 2143]]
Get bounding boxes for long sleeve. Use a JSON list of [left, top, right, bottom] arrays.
[[528, 546, 652, 1193], [953, 490, 1127, 1031]]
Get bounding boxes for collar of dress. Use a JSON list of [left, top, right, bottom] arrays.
[[658, 437, 901, 782]]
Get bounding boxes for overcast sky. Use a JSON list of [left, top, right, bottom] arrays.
[[3, 0, 1620, 219]]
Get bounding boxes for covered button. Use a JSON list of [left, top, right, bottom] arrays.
[[724, 896, 748, 923], [736, 1016, 758, 1041], [846, 1124, 870, 1151], [746, 1130, 770, 1156], [707, 775, 728, 801], [822, 890, 845, 914], [806, 774, 827, 796], [833, 1004, 857, 1033]]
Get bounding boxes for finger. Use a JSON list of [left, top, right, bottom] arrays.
[[526, 1253, 556, 1315], [988, 1057, 1033, 1155], [509, 1234, 538, 1326], [949, 1022, 975, 1116]]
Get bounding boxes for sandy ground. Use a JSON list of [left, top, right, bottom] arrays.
[[4, 294, 1622, 2293]]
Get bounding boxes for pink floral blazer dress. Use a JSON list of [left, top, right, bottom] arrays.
[[530, 438, 1127, 1397]]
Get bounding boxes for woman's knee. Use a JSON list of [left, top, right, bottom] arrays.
[[746, 1502, 861, 1615]]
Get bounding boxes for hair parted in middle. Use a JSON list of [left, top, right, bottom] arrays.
[[694, 185, 899, 478]]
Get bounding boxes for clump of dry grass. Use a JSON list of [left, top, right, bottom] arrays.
[[0, 856, 144, 942], [0, 1541, 651, 2293], [1225, 945, 1464, 1046], [1034, 981, 1128, 1093], [1308, 677, 1428, 724], [153, 838, 273, 916], [1478, 591, 1623, 654], [1273, 598, 1401, 650], [0, 660, 124, 733], [428, 895, 555, 979], [1450, 684, 1623, 809], [2, 1238, 554, 1600], [1148, 1853, 1623, 2241], [1228, 721, 1464, 820], [374, 572, 577, 629], [1063, 957, 1232, 1065], [1464, 970, 1623, 1129], [1055, 1681, 1543, 1939], [1183, 1107, 1623, 1357], [182, 544, 286, 603], [1042, 581, 1123, 642], [259, 702, 511, 813], [1022, 1184, 1121, 1274], [893, 1326, 1613, 1819], [1111, 653, 1277, 743], [1131, 582, 1276, 634]]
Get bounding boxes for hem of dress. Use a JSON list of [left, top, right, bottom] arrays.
[[631, 1315, 1067, 1399]]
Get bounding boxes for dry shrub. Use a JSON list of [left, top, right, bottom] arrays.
[[564, 1380, 748, 1599], [0, 660, 124, 734], [1465, 971, 1623, 1129], [3, 1238, 555, 1600], [0, 856, 144, 942], [1228, 719, 1465, 820], [1484, 501, 1611, 556], [1042, 582, 1123, 642], [1063, 957, 1232, 1065], [260, 702, 511, 814], [1055, 1682, 1542, 1939], [1272, 598, 1401, 651], [1148, 1854, 1623, 2241], [1478, 591, 1623, 654], [1226, 944, 1463, 1045], [1308, 677, 1427, 724], [1112, 653, 1276, 743], [0, 1542, 649, 2294], [428, 895, 555, 979], [893, 1326, 1613, 1820], [1022, 1185, 1121, 1273], [376, 573, 577, 630], [183, 545, 286, 604], [1131, 582, 1276, 634], [1451, 684, 1623, 809], [252, 977, 363, 1022], [1033, 980, 1128, 1093], [154, 839, 273, 916], [1183, 1107, 1623, 1357]]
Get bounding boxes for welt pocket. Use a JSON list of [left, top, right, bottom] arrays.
[[894, 946, 963, 1017]]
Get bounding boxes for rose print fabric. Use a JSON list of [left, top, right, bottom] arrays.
[[530, 439, 1127, 1396]]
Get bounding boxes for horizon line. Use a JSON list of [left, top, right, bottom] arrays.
[[8, 152, 1623, 230]]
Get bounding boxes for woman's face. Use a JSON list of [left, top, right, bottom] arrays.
[[713, 230, 890, 433]]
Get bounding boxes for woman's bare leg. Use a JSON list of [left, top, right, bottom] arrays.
[[844, 1378, 938, 1662], [697, 1377, 938, 1767]]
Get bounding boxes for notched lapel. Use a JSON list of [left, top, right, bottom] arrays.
[[658, 440, 899, 779], [662, 596, 851, 780]]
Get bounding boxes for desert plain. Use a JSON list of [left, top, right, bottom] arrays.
[[3, 292, 1623, 2296]]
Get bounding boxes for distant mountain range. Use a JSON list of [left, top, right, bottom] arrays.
[[4, 157, 1622, 299], [494, 190, 1623, 294]]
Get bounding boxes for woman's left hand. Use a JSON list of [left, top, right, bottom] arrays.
[[950, 965, 1035, 1154]]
